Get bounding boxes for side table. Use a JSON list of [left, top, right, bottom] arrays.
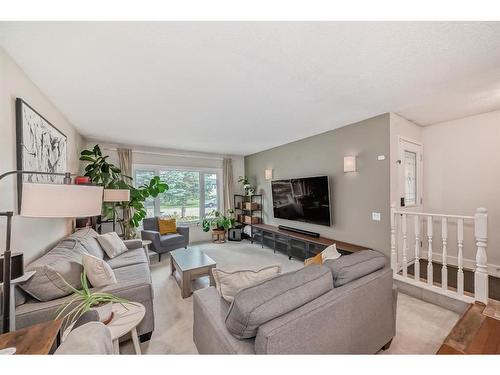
[[142, 240, 153, 265], [0, 319, 63, 354], [108, 303, 145, 355]]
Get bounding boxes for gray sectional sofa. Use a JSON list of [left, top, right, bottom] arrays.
[[13, 228, 154, 340], [193, 250, 397, 354]]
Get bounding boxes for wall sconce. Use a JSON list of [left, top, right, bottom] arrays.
[[343, 156, 357, 172], [265, 169, 273, 180]]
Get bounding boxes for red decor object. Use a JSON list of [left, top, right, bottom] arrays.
[[74, 176, 91, 185]]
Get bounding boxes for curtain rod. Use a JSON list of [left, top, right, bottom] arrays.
[[101, 147, 225, 161]]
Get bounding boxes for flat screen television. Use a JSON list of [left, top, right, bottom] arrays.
[[271, 175, 331, 227]]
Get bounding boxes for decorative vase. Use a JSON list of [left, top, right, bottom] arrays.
[[92, 302, 113, 324]]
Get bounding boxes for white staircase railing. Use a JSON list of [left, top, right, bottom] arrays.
[[390, 205, 488, 304]]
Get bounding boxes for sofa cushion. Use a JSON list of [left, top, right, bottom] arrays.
[[106, 248, 148, 270], [67, 228, 105, 259], [323, 249, 386, 287], [225, 265, 333, 339], [160, 233, 184, 246], [112, 262, 152, 286], [212, 265, 281, 303], [97, 232, 128, 259], [83, 254, 117, 287], [20, 241, 86, 301]]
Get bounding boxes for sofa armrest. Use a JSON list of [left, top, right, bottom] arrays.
[[177, 226, 190, 245], [141, 230, 162, 252], [123, 239, 143, 250]]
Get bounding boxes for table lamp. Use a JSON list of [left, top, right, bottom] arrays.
[[1, 170, 103, 333]]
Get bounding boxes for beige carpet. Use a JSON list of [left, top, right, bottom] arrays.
[[121, 241, 459, 354]]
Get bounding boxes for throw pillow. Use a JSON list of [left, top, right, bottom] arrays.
[[96, 232, 128, 259], [304, 252, 322, 266], [321, 243, 341, 262], [304, 243, 341, 266], [158, 218, 177, 235], [82, 254, 117, 287], [212, 265, 281, 303]]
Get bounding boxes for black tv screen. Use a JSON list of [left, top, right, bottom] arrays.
[[271, 176, 331, 227]]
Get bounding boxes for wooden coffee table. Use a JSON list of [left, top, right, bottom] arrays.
[[170, 248, 216, 298]]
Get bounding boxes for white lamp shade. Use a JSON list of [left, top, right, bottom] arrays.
[[21, 183, 104, 218], [265, 169, 273, 180], [103, 189, 130, 202], [344, 156, 357, 172]]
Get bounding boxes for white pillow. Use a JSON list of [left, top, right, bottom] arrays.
[[321, 243, 341, 262], [82, 254, 117, 287], [96, 232, 128, 259], [212, 265, 281, 303]]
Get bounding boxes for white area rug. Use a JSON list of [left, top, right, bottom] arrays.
[[121, 241, 459, 354]]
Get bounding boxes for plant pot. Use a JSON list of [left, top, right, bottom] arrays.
[[92, 302, 113, 324]]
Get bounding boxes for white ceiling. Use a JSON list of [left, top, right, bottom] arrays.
[[1, 22, 500, 155]]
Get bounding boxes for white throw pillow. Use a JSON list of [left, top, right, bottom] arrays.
[[96, 232, 128, 259], [212, 265, 281, 303], [321, 243, 341, 262], [82, 254, 117, 287]]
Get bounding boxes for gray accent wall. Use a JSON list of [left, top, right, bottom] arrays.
[[244, 113, 391, 254]]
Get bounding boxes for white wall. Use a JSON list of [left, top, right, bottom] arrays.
[[83, 141, 244, 243], [422, 109, 500, 272], [0, 47, 83, 264]]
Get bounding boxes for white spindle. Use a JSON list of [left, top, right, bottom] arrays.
[[414, 216, 420, 281], [457, 218, 464, 295], [390, 204, 397, 274], [402, 214, 408, 277], [427, 216, 433, 286], [474, 208, 488, 304], [441, 217, 448, 290]]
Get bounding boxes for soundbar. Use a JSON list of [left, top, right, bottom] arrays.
[[278, 225, 320, 238]]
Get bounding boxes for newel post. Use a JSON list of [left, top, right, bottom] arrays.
[[390, 204, 397, 274], [474, 208, 488, 304]]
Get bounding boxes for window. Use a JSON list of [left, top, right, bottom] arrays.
[[134, 166, 221, 223], [403, 150, 417, 206]]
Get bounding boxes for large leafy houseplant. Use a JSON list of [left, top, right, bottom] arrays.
[[80, 145, 168, 238], [202, 209, 235, 232], [55, 270, 131, 328]]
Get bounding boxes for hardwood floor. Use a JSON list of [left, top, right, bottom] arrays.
[[438, 302, 500, 354]]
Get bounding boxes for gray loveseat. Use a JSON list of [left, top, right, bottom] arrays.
[[13, 228, 154, 341], [193, 250, 397, 354], [141, 217, 189, 261]]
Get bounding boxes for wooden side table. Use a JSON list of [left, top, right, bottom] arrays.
[[108, 303, 145, 355], [0, 319, 62, 355], [142, 240, 153, 265]]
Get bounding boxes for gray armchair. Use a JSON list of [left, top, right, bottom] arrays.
[[141, 217, 189, 261]]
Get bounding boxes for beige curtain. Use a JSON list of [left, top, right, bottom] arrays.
[[117, 148, 134, 239], [222, 158, 233, 212]]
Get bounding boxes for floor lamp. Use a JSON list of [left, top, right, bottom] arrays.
[[103, 189, 131, 233], [1, 170, 103, 334]]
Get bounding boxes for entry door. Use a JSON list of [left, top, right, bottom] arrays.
[[398, 138, 423, 208]]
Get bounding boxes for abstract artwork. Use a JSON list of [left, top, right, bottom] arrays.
[[15, 98, 67, 210]]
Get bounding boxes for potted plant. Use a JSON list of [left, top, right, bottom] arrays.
[[238, 176, 255, 196], [55, 270, 132, 329], [201, 209, 235, 233]]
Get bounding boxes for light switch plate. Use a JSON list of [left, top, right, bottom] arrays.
[[372, 212, 381, 221], [377, 155, 386, 161]]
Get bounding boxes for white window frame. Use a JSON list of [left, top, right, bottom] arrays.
[[132, 163, 223, 225], [398, 137, 423, 208]]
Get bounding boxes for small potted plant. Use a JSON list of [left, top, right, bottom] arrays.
[[55, 270, 131, 329], [238, 176, 255, 196], [202, 209, 235, 241]]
